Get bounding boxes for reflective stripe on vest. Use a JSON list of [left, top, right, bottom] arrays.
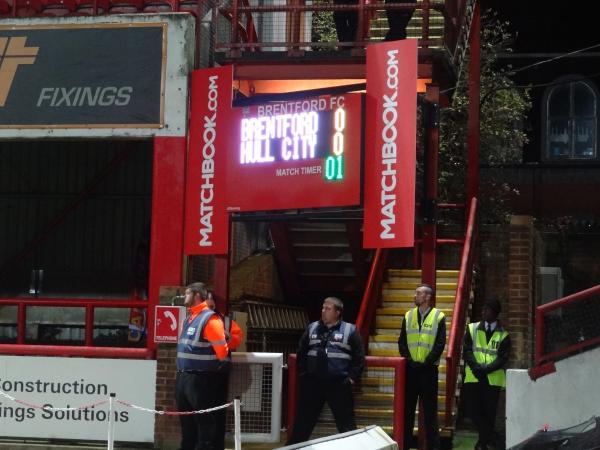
[[306, 321, 355, 378], [464, 322, 508, 387], [405, 307, 444, 363], [177, 309, 228, 371]]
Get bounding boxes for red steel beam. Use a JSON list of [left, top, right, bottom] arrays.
[[0, 344, 154, 359], [421, 85, 440, 297]]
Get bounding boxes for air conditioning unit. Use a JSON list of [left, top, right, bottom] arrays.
[[537, 266, 564, 305], [276, 426, 398, 450]]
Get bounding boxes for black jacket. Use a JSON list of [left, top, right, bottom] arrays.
[[296, 320, 365, 382]]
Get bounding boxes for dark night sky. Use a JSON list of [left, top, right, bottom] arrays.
[[482, 0, 598, 53]]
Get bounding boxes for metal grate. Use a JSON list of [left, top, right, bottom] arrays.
[[543, 296, 600, 359], [246, 301, 308, 331], [226, 352, 283, 443], [243, 301, 309, 362]]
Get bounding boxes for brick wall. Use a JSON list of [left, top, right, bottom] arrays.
[[477, 224, 510, 322], [229, 252, 283, 302], [507, 215, 535, 368], [154, 287, 184, 450], [154, 345, 179, 450]]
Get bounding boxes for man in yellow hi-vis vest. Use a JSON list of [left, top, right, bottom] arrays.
[[463, 298, 511, 450], [398, 284, 445, 450]]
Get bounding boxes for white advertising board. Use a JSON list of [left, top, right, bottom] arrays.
[[0, 355, 156, 442]]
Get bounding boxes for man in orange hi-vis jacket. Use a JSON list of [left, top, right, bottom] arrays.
[[175, 282, 243, 450]]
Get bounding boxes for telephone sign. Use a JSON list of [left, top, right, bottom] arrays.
[[154, 305, 186, 343]]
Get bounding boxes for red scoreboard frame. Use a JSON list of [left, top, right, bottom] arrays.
[[226, 94, 362, 212]]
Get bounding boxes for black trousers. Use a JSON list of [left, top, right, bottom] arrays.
[[404, 365, 440, 450], [467, 378, 501, 448], [175, 371, 229, 450], [287, 374, 356, 444], [384, 0, 416, 41], [333, 0, 358, 43]]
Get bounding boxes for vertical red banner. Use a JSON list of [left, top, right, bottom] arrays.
[[184, 66, 233, 255], [363, 40, 417, 248]]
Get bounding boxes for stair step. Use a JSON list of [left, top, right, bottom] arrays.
[[376, 305, 455, 314], [384, 281, 457, 290], [387, 276, 460, 284], [368, 348, 449, 361], [387, 269, 459, 278], [289, 226, 346, 232], [381, 293, 455, 302], [362, 375, 447, 388], [356, 392, 394, 402]]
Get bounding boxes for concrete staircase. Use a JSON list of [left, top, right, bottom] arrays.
[[360, 269, 460, 442]]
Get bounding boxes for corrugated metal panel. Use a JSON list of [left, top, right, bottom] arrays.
[[0, 139, 152, 296]]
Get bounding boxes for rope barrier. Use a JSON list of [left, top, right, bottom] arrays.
[[116, 399, 234, 416], [0, 388, 234, 416], [0, 389, 109, 411], [0, 388, 241, 450]]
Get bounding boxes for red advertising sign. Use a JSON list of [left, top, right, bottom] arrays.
[[184, 66, 232, 255], [154, 305, 186, 343], [363, 40, 417, 248], [226, 94, 362, 212]]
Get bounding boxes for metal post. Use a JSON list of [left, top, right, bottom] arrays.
[[234, 397, 242, 450], [107, 393, 116, 450], [421, 85, 440, 296], [467, 2, 481, 207]]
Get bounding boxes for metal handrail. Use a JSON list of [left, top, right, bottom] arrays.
[[0, 297, 150, 357], [444, 196, 477, 427], [355, 248, 389, 347], [215, 0, 458, 53], [534, 284, 600, 366]]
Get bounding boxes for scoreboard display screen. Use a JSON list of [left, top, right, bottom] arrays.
[[226, 93, 363, 212]]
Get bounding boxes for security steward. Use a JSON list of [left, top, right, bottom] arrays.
[[463, 298, 511, 450], [398, 284, 445, 450], [287, 297, 365, 444], [175, 282, 243, 450]]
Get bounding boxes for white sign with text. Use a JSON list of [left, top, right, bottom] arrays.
[[0, 355, 156, 442]]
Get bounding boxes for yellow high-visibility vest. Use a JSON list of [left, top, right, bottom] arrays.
[[464, 322, 509, 387], [405, 307, 444, 363]]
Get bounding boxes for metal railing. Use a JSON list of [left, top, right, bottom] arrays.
[[355, 248, 389, 348], [287, 354, 406, 444], [444, 196, 477, 427], [530, 284, 600, 379], [0, 297, 153, 358], [214, 0, 459, 54]]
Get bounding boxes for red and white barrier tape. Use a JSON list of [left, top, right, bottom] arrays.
[[116, 399, 233, 416], [0, 389, 233, 416], [0, 389, 108, 411]]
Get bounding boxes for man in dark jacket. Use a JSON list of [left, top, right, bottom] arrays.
[[287, 297, 365, 444], [463, 298, 511, 450]]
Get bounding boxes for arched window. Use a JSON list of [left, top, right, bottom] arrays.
[[545, 78, 597, 160]]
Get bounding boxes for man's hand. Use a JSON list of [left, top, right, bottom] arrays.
[[472, 364, 487, 380]]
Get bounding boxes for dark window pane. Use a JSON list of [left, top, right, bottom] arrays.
[[573, 82, 596, 116], [548, 119, 571, 158], [549, 85, 570, 116], [574, 119, 596, 158]]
